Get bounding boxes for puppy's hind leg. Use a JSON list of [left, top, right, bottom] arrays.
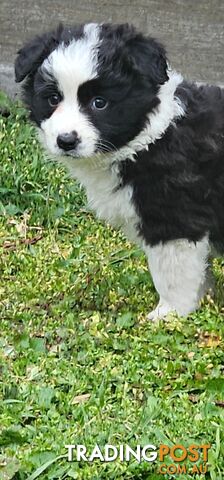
[[145, 236, 210, 321]]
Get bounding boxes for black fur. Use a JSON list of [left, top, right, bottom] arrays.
[[15, 24, 84, 125], [15, 24, 84, 82], [15, 23, 224, 253], [76, 25, 168, 148], [16, 23, 168, 142], [119, 82, 224, 249]]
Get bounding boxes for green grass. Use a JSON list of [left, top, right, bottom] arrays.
[[0, 91, 224, 480]]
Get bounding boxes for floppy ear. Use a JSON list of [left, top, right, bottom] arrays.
[[15, 36, 47, 83], [15, 26, 63, 83], [127, 35, 168, 85]]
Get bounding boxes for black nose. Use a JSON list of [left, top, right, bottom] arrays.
[[57, 131, 79, 151]]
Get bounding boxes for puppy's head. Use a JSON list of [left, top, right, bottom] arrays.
[[15, 23, 168, 158]]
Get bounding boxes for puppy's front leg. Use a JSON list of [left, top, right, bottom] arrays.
[[145, 236, 210, 320]]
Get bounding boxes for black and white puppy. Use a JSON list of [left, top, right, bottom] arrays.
[[15, 23, 224, 320]]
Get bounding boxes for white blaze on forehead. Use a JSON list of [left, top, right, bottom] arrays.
[[42, 23, 100, 96], [40, 23, 101, 157]]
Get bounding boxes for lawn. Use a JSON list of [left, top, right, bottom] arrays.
[[0, 91, 224, 480]]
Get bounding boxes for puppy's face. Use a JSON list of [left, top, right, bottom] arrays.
[[15, 23, 168, 158]]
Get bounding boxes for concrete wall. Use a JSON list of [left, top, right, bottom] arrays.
[[0, 0, 224, 98]]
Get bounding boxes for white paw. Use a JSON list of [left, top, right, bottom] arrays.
[[147, 302, 175, 322]]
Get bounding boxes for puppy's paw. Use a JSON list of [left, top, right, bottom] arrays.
[[147, 302, 175, 322]]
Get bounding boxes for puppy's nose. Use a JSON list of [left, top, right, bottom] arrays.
[[57, 131, 79, 151]]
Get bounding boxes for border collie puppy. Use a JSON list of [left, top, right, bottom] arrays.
[[15, 23, 224, 320]]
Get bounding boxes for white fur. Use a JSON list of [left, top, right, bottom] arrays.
[[40, 23, 101, 157], [45, 23, 100, 89], [38, 36, 185, 250], [63, 155, 140, 242], [40, 22, 184, 163], [59, 69, 184, 240], [39, 34, 204, 320], [144, 236, 210, 320]]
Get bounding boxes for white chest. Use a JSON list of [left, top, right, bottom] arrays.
[[66, 159, 140, 243]]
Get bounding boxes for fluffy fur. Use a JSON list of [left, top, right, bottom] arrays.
[[15, 23, 224, 319]]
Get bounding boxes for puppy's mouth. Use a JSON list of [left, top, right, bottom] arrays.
[[62, 147, 111, 158], [63, 149, 80, 157], [57, 140, 117, 158]]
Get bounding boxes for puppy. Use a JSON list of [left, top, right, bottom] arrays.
[[15, 23, 224, 320]]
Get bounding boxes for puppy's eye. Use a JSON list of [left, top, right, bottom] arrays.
[[91, 97, 108, 110], [48, 94, 61, 107]]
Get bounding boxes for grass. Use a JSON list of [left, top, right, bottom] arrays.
[[0, 91, 224, 480]]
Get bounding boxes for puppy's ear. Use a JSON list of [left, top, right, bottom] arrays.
[[127, 35, 168, 85], [15, 25, 63, 83], [15, 36, 47, 83]]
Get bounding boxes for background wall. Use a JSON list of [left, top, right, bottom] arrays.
[[0, 0, 224, 97]]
